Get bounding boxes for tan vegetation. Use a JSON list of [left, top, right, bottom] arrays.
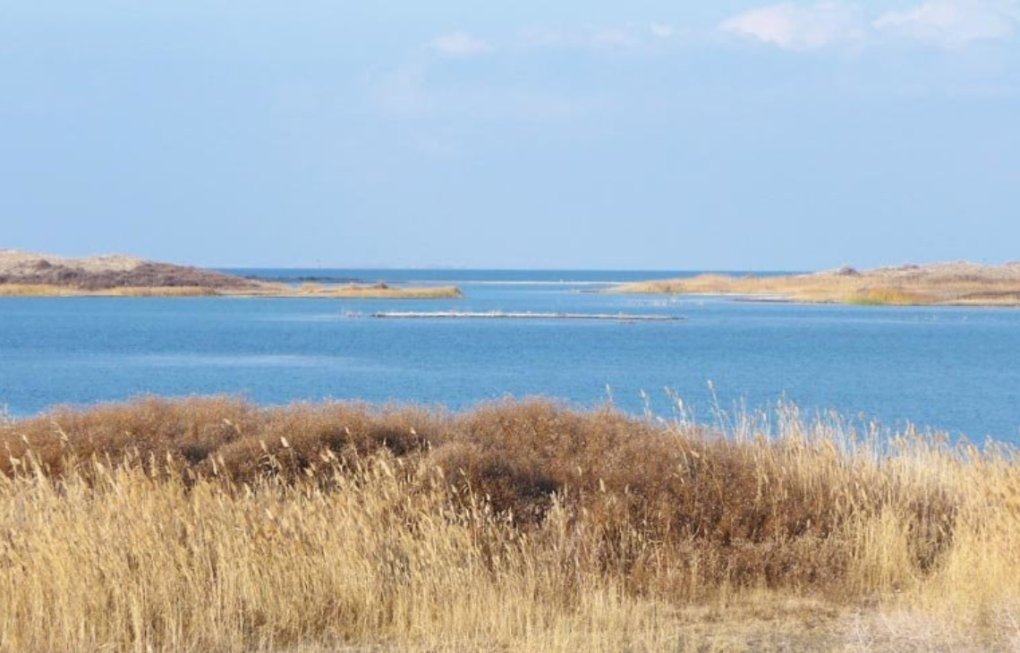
[[0, 284, 220, 297], [273, 282, 463, 299], [0, 282, 462, 299], [1, 397, 1019, 651], [0, 249, 146, 273], [0, 249, 257, 292], [0, 251, 461, 299], [613, 261, 1020, 306]]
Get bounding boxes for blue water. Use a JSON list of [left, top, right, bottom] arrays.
[[1, 269, 1019, 443]]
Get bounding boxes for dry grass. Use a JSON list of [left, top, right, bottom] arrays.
[[0, 252, 258, 292], [0, 284, 220, 297], [0, 284, 72, 297], [0, 249, 145, 273], [613, 261, 1020, 306], [0, 251, 461, 299], [261, 282, 464, 299], [1, 397, 1019, 651], [0, 283, 462, 299]]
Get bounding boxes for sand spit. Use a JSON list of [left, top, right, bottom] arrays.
[[0, 250, 460, 299], [0, 250, 257, 293], [612, 261, 1020, 306]]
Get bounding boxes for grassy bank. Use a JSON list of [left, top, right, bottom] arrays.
[[0, 284, 220, 297], [269, 282, 464, 299], [0, 251, 462, 299], [1, 398, 1019, 651], [0, 283, 463, 299], [612, 262, 1020, 306]]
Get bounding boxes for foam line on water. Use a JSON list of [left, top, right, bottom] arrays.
[[368, 311, 684, 322]]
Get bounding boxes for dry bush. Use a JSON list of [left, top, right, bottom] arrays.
[[614, 262, 1020, 306], [1, 398, 1018, 651], [0, 261, 257, 291]]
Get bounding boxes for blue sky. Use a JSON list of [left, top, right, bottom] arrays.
[[2, 1, 1019, 269]]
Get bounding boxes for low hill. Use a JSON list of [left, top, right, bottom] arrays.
[[0, 250, 461, 298], [612, 261, 1020, 306], [0, 250, 257, 292]]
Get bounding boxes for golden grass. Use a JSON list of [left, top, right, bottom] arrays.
[[613, 262, 1020, 306], [105, 286, 220, 297], [0, 283, 462, 299], [842, 288, 930, 306], [0, 284, 70, 296], [0, 284, 218, 297], [1, 397, 1019, 651], [0, 250, 462, 299], [275, 282, 464, 299]]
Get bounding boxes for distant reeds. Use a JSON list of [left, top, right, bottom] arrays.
[[613, 261, 1020, 306], [0, 282, 463, 299], [286, 282, 463, 299], [1, 397, 1018, 651], [0, 284, 218, 297], [843, 288, 929, 306], [0, 251, 461, 299]]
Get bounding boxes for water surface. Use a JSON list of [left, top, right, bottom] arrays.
[[1, 269, 1018, 443]]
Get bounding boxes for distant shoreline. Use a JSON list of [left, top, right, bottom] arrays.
[[0, 283, 464, 299], [610, 262, 1020, 307], [0, 250, 462, 299]]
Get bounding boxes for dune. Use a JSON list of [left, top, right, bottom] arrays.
[[611, 261, 1020, 306], [0, 250, 461, 299]]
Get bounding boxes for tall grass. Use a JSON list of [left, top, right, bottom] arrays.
[[843, 288, 930, 306], [284, 283, 464, 299], [613, 262, 1020, 306], [0, 282, 462, 299], [0, 284, 218, 297], [1, 397, 1018, 651]]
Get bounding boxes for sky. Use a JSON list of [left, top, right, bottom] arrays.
[[2, 0, 1019, 270]]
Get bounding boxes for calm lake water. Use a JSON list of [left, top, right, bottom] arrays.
[[1, 269, 1019, 443]]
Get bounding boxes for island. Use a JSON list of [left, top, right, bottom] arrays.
[[0, 250, 462, 299], [611, 261, 1020, 306]]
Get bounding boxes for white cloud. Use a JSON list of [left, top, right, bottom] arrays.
[[430, 32, 493, 57], [874, 0, 1020, 47], [721, 2, 866, 50], [721, 0, 1020, 51]]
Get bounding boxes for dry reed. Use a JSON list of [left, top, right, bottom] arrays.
[[0, 283, 462, 299], [1, 397, 1018, 651], [613, 261, 1020, 306]]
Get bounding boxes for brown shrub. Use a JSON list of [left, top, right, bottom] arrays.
[[1, 397, 1018, 651], [0, 397, 977, 597], [0, 262, 258, 290]]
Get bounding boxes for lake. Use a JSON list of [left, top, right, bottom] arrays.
[[1, 269, 1019, 443]]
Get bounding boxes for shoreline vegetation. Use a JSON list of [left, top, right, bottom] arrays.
[[611, 261, 1020, 306], [2, 397, 1019, 651], [0, 250, 462, 299]]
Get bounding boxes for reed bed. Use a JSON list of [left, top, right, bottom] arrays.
[[0, 283, 462, 299], [0, 284, 207, 298], [279, 283, 463, 299], [0, 284, 218, 297], [613, 261, 1020, 306], [1, 397, 1018, 651]]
